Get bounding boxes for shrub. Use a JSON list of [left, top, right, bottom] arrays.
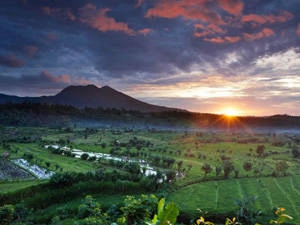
[[223, 160, 234, 179], [201, 163, 212, 176], [80, 153, 89, 160], [235, 195, 261, 225], [0, 204, 15, 225], [243, 162, 252, 172], [256, 145, 265, 157], [291, 148, 300, 158]]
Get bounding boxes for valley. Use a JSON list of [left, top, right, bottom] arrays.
[[1, 125, 299, 224]]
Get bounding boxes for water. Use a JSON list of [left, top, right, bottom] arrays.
[[13, 158, 55, 179], [45, 145, 159, 177]]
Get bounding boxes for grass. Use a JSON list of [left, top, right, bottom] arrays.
[[168, 176, 300, 224], [10, 143, 97, 173], [0, 180, 44, 193]]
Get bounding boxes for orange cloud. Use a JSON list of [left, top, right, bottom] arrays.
[[224, 36, 241, 43], [204, 35, 241, 43], [242, 11, 293, 24], [41, 71, 72, 84], [25, 45, 39, 57], [47, 33, 57, 40], [194, 30, 211, 38], [194, 23, 226, 38], [41, 6, 76, 21], [145, 0, 225, 25], [66, 9, 76, 21], [73, 76, 92, 85], [41, 72, 93, 85], [243, 28, 275, 41], [218, 0, 243, 16], [136, 0, 143, 7], [203, 37, 225, 43], [297, 23, 300, 35], [79, 4, 135, 35], [138, 28, 152, 36]]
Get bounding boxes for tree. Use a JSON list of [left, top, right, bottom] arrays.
[[165, 170, 176, 182], [201, 163, 212, 177], [243, 162, 252, 172], [223, 160, 234, 179], [275, 160, 289, 176], [256, 145, 265, 157], [81, 153, 89, 160], [120, 195, 158, 225], [77, 195, 110, 225], [215, 166, 222, 176], [291, 148, 300, 158], [125, 162, 140, 175]]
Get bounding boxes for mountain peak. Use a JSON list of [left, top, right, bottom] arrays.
[[0, 84, 182, 112]]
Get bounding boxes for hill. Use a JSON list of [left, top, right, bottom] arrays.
[[0, 85, 181, 112]]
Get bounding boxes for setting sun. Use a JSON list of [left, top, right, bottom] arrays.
[[220, 108, 242, 117]]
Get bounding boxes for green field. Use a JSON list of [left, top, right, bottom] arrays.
[[0, 126, 299, 224], [168, 176, 300, 224]]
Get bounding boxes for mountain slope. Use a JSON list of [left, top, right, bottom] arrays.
[[0, 85, 181, 112]]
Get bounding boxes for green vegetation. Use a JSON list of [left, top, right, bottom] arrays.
[[0, 126, 299, 224]]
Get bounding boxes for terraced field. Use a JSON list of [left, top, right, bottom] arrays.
[[169, 175, 300, 224], [0, 127, 299, 224], [0, 159, 34, 180]]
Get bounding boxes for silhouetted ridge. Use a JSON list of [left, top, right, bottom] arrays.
[[0, 85, 181, 112]]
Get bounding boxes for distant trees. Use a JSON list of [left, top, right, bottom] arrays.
[[77, 195, 110, 225], [215, 166, 222, 176], [274, 160, 289, 176], [256, 145, 265, 157], [291, 148, 300, 158], [243, 162, 252, 172], [80, 153, 89, 160], [201, 163, 212, 177], [223, 160, 235, 179]]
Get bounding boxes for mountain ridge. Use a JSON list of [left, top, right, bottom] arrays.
[[0, 85, 183, 112]]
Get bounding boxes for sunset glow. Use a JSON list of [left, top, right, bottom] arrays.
[[220, 108, 242, 117], [0, 0, 299, 116]]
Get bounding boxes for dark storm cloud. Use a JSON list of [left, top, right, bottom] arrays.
[[0, 71, 93, 96], [1, 0, 299, 80], [0, 72, 69, 89], [0, 53, 25, 68]]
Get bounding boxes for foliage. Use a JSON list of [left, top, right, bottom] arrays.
[[274, 161, 289, 176], [120, 194, 158, 225], [243, 162, 252, 172], [147, 198, 179, 225], [225, 217, 241, 225], [291, 148, 300, 158], [195, 216, 214, 225], [223, 160, 235, 179], [235, 195, 262, 225], [0, 204, 15, 225], [201, 164, 212, 176], [256, 145, 265, 157], [269, 207, 293, 224], [80, 153, 89, 160], [194, 209, 214, 225], [77, 195, 110, 225]]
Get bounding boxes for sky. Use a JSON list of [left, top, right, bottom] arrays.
[[0, 0, 300, 116]]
